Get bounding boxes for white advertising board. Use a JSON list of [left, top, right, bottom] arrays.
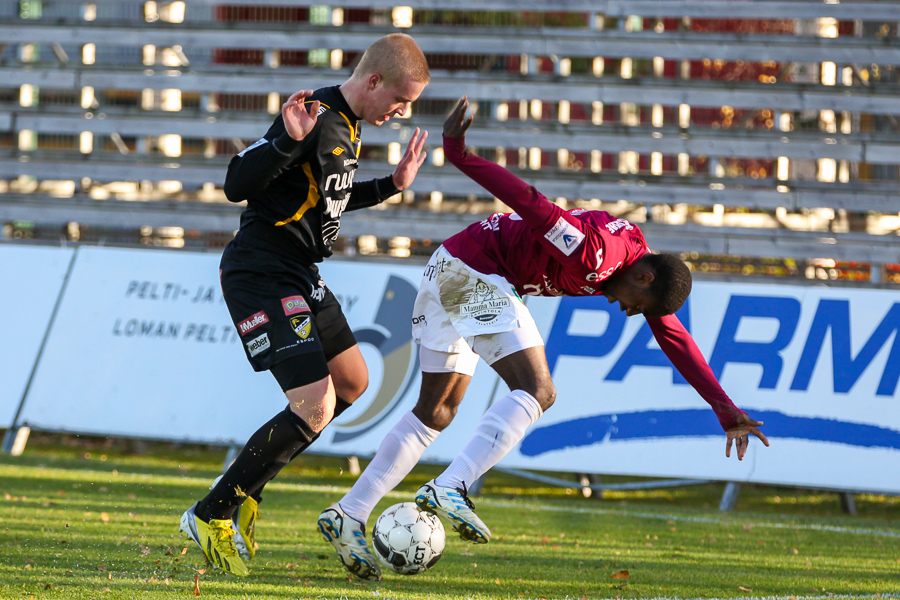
[[509, 284, 900, 494], [17, 246, 497, 457], [0, 244, 74, 425], [9, 243, 900, 494]]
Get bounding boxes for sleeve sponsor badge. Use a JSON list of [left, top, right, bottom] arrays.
[[544, 216, 585, 256]]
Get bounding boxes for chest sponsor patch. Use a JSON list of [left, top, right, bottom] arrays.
[[282, 296, 310, 315], [238, 310, 268, 336], [246, 333, 270, 357], [544, 216, 585, 256]]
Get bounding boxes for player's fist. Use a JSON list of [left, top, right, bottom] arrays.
[[282, 90, 320, 141]]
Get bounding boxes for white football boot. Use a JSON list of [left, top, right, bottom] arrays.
[[317, 503, 382, 581], [415, 480, 491, 544]]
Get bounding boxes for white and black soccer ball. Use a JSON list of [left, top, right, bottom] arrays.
[[372, 502, 445, 575]]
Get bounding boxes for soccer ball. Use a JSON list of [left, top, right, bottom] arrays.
[[372, 502, 445, 575]]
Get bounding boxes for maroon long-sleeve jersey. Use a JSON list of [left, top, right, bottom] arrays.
[[441, 134, 743, 430]]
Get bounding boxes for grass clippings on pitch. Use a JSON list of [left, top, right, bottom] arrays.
[[0, 435, 898, 600]]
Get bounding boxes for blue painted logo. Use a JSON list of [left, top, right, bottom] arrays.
[[331, 275, 420, 444], [520, 409, 900, 456]]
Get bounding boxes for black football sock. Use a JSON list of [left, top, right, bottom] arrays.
[[195, 405, 316, 522], [246, 396, 353, 504]]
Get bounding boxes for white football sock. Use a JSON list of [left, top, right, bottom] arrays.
[[338, 411, 439, 524], [434, 389, 543, 491]]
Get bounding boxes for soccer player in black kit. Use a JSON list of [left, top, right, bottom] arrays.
[[179, 33, 430, 577]]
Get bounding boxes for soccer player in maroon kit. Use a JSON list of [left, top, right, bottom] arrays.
[[318, 97, 770, 580]]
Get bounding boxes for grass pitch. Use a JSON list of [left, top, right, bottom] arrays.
[[1, 435, 898, 600]]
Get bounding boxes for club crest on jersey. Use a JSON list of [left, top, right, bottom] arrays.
[[291, 315, 312, 339], [282, 295, 309, 315], [544, 216, 585, 256], [461, 279, 511, 324]]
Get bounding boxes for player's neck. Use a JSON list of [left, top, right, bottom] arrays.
[[339, 78, 365, 121]]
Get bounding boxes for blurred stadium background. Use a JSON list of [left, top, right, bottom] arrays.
[[1, 0, 899, 284]]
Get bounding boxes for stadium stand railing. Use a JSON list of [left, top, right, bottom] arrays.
[[1, 0, 899, 284]]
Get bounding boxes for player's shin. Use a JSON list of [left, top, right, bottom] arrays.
[[195, 405, 317, 522], [435, 389, 543, 491], [338, 410, 440, 523]]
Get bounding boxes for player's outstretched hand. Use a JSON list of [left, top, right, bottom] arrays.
[[282, 90, 320, 141], [391, 127, 428, 191], [443, 96, 474, 139], [725, 413, 769, 460]]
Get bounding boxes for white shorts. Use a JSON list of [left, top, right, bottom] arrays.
[[412, 246, 544, 376]]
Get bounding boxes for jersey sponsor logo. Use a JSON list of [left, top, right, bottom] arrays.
[[310, 279, 326, 302], [424, 256, 450, 281], [581, 285, 597, 294], [282, 296, 309, 315], [544, 217, 585, 256], [324, 170, 356, 192], [237, 137, 268, 157], [605, 218, 635, 234], [412, 314, 427, 326], [325, 195, 350, 218], [246, 332, 270, 357], [237, 310, 268, 335], [461, 279, 511, 323], [594, 260, 624, 283], [479, 213, 504, 232], [585, 250, 606, 281], [332, 147, 345, 155], [290, 315, 313, 339], [344, 157, 358, 166]]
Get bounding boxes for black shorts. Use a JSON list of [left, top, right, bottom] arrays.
[[219, 232, 357, 383]]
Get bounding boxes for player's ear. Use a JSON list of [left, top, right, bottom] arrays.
[[367, 73, 382, 90], [636, 263, 655, 287]]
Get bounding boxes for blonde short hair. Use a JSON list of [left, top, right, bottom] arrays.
[[353, 33, 430, 86]]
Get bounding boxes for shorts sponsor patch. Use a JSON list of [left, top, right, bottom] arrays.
[[460, 279, 511, 324], [282, 295, 310, 315], [246, 333, 270, 357], [544, 216, 585, 256], [238, 310, 268, 336]]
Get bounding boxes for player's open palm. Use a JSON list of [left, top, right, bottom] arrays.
[[725, 413, 769, 460], [282, 90, 320, 141], [443, 96, 474, 139], [392, 127, 428, 191]]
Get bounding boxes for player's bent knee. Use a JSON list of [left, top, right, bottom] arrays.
[[334, 374, 368, 403], [413, 399, 458, 431]]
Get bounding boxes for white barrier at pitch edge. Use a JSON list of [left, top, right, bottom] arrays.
[[12, 245, 498, 464], [4, 243, 900, 494], [0, 245, 75, 425]]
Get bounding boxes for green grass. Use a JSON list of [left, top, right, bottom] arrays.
[[1, 434, 898, 600]]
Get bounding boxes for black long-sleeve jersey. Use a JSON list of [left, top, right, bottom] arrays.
[[223, 85, 399, 264]]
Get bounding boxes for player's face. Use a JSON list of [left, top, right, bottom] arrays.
[[603, 271, 661, 318], [363, 76, 426, 126]]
